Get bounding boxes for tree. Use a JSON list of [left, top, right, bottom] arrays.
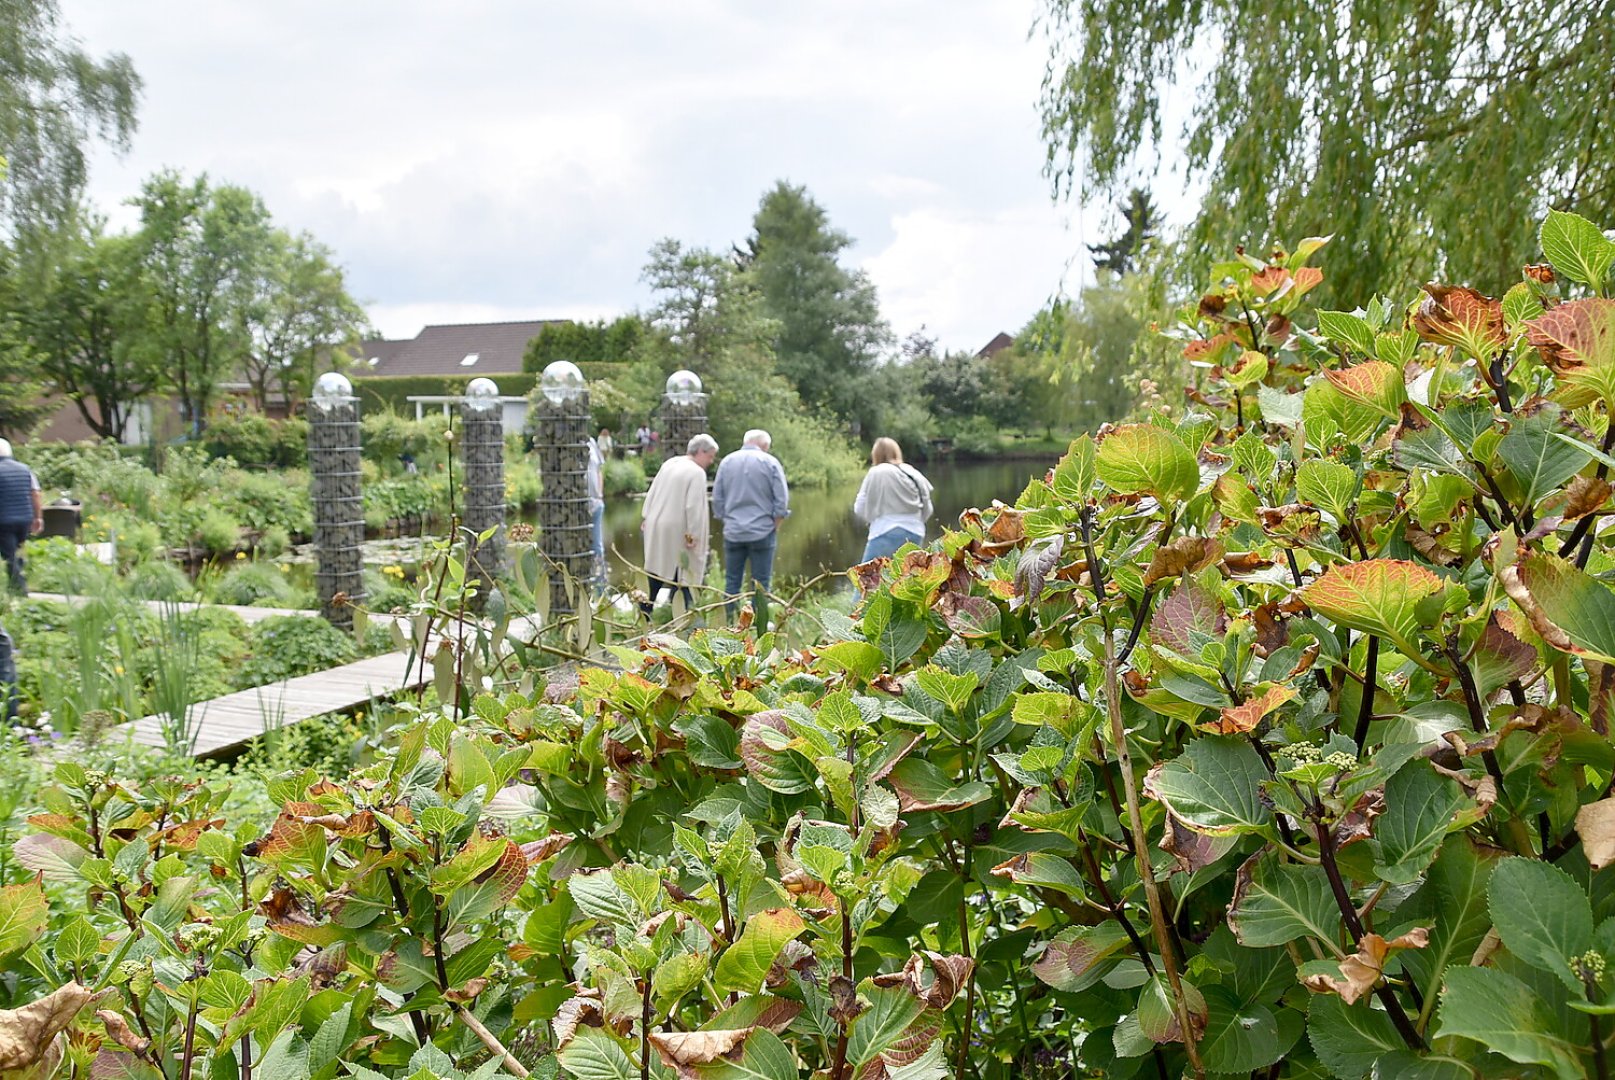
[[640, 238, 795, 451], [523, 315, 649, 372], [740, 182, 890, 428], [238, 232, 367, 413], [1037, 0, 1615, 300], [0, 246, 54, 438], [14, 213, 159, 440], [1004, 272, 1174, 434], [131, 172, 274, 433], [0, 0, 140, 233], [1088, 188, 1159, 276]]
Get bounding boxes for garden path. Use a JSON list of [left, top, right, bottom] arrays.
[[30, 592, 547, 758]]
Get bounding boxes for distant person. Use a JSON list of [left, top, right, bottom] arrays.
[[640, 434, 718, 615], [0, 439, 42, 596], [711, 429, 790, 623], [586, 433, 606, 586], [853, 437, 933, 562], [0, 620, 17, 721], [636, 423, 653, 457], [598, 428, 615, 459], [400, 450, 418, 475]]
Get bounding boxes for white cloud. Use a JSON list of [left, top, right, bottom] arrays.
[[861, 203, 1085, 352], [67, 0, 1103, 349]]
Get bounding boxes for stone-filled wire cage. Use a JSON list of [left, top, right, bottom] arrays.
[[658, 399, 708, 463], [307, 394, 365, 630], [530, 394, 594, 618], [459, 400, 506, 604], [659, 369, 708, 463]]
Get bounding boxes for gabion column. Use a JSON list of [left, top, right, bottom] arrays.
[[308, 373, 365, 630], [660, 369, 708, 463], [460, 378, 506, 605], [533, 362, 593, 619]]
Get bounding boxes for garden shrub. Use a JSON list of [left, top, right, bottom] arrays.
[[11, 211, 1615, 1078], [255, 524, 291, 557], [220, 468, 313, 539], [20, 536, 115, 595], [505, 458, 543, 510], [123, 559, 194, 602], [208, 561, 298, 607], [603, 455, 647, 495], [201, 413, 309, 468], [233, 613, 357, 687], [194, 506, 243, 556]]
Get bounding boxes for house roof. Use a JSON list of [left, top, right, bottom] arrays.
[[976, 332, 1014, 359], [359, 319, 569, 378]]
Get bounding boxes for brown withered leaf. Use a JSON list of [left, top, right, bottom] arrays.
[[781, 870, 838, 916], [1333, 790, 1384, 849], [552, 990, 605, 1049], [1564, 475, 1612, 520], [1266, 313, 1294, 345], [1197, 293, 1229, 319], [1161, 812, 1232, 874], [1257, 504, 1322, 545], [0, 982, 100, 1071], [1143, 536, 1225, 586], [1204, 684, 1297, 735], [870, 952, 974, 1009], [520, 832, 573, 865], [1302, 928, 1430, 1005], [766, 940, 816, 989], [152, 818, 226, 851], [1184, 331, 1240, 362], [650, 1029, 754, 1075], [1405, 522, 1462, 567], [444, 977, 490, 1004], [828, 975, 863, 1025], [259, 887, 343, 948], [1252, 602, 1288, 657], [1525, 263, 1557, 285], [1222, 551, 1276, 575], [476, 840, 532, 905], [1588, 661, 1615, 736], [1415, 284, 1506, 355], [95, 1009, 148, 1053], [1576, 798, 1615, 870]]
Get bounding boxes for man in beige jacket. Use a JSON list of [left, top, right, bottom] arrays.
[[639, 433, 717, 614]]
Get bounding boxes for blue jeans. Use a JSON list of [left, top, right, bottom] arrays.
[[590, 504, 605, 585], [724, 534, 777, 622], [861, 527, 922, 564]]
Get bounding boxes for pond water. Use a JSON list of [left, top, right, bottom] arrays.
[[585, 456, 1054, 595]]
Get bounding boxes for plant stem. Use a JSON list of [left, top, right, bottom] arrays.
[[1077, 833, 1155, 975], [716, 874, 735, 943], [1313, 816, 1426, 1050], [1352, 636, 1379, 749], [376, 823, 431, 1043], [178, 989, 201, 1080], [957, 840, 976, 1079], [1102, 638, 1205, 1077], [640, 977, 652, 1080], [829, 898, 853, 1080], [459, 1008, 530, 1078]]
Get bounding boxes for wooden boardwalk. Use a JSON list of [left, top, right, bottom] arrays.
[[28, 592, 550, 758], [119, 649, 424, 757]]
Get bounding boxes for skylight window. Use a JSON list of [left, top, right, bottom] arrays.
[[460, 353, 480, 367]]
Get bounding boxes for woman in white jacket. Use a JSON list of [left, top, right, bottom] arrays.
[[852, 437, 934, 562]]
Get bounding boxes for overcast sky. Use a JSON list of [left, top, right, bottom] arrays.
[[68, 0, 1128, 353]]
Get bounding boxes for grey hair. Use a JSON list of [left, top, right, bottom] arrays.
[[687, 433, 719, 455], [743, 429, 771, 449]]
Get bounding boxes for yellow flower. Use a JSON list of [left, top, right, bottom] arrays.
[[113, 665, 124, 675], [235, 551, 247, 560]]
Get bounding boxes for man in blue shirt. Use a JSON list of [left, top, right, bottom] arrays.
[[0, 439, 42, 596], [711, 429, 789, 624]]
